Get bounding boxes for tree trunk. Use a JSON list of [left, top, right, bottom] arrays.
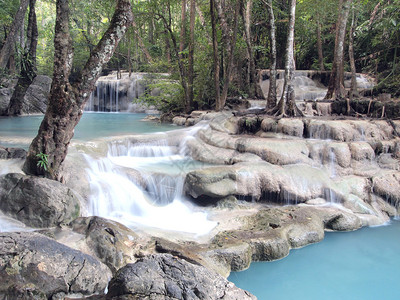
[[215, 0, 241, 111], [0, 0, 29, 69], [159, 6, 190, 112], [127, 32, 132, 76], [242, 0, 261, 99], [179, 0, 187, 55], [266, 0, 277, 109], [23, 0, 133, 181], [5, 0, 38, 116], [274, 0, 300, 117], [210, 0, 220, 109], [325, 0, 352, 100], [164, 31, 171, 66], [316, 20, 325, 71], [348, 5, 358, 102], [187, 0, 196, 113], [132, 19, 153, 63], [72, 17, 94, 54]]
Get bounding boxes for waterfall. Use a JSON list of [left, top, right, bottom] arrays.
[[85, 72, 145, 112], [84, 125, 216, 235], [260, 70, 375, 101]]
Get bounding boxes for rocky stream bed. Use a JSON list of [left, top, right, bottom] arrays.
[[0, 111, 399, 299]]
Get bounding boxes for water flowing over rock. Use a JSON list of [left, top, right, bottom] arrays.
[[1, 110, 400, 298], [84, 72, 162, 113], [183, 113, 400, 227], [258, 70, 375, 101], [0, 231, 111, 299], [107, 253, 256, 299], [83, 124, 217, 236]]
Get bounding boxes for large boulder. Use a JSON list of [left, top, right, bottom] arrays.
[[107, 253, 256, 299], [0, 173, 81, 228], [0, 75, 51, 114], [0, 147, 27, 159], [185, 162, 333, 203], [70, 216, 142, 273], [0, 232, 111, 299], [23, 75, 51, 113]]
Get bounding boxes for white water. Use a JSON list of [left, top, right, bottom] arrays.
[[85, 72, 144, 112], [260, 71, 375, 102], [85, 124, 217, 236]]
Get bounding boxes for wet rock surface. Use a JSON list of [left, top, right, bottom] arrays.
[[1, 112, 400, 299], [107, 253, 256, 299], [184, 114, 400, 220], [70, 216, 143, 273], [0, 147, 27, 159]]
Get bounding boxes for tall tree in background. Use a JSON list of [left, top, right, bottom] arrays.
[[5, 0, 38, 116], [0, 0, 29, 70], [325, 0, 352, 100], [156, 0, 195, 113], [23, 0, 133, 181], [213, 0, 241, 111], [269, 0, 300, 117], [241, 0, 260, 99], [348, 2, 358, 101], [264, 0, 277, 109], [187, 0, 196, 111], [316, 19, 325, 71], [210, 0, 220, 109]]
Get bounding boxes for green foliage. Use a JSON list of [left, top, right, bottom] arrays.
[[0, 0, 20, 36], [36, 152, 49, 171], [135, 78, 184, 113], [2, 0, 399, 111], [355, 0, 400, 95], [36, 0, 56, 75], [15, 45, 36, 80], [139, 59, 172, 74]]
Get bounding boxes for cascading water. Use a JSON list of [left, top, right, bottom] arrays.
[[259, 70, 375, 102], [85, 72, 143, 112], [84, 125, 217, 236]]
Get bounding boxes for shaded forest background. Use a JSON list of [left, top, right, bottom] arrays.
[[1, 0, 399, 112]]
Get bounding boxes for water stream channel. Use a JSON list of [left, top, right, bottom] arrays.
[[1, 111, 399, 299]]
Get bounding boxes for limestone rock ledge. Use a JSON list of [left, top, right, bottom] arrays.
[[183, 113, 400, 227]]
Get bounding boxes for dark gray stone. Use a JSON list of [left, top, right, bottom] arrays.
[[71, 216, 141, 274], [0, 146, 27, 159], [0, 75, 51, 114], [0, 173, 81, 228], [107, 253, 256, 300], [0, 232, 111, 298]]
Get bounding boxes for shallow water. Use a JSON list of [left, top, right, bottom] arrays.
[[229, 220, 400, 300], [0, 112, 174, 147]]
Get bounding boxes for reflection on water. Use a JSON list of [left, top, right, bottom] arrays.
[[229, 220, 400, 300]]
